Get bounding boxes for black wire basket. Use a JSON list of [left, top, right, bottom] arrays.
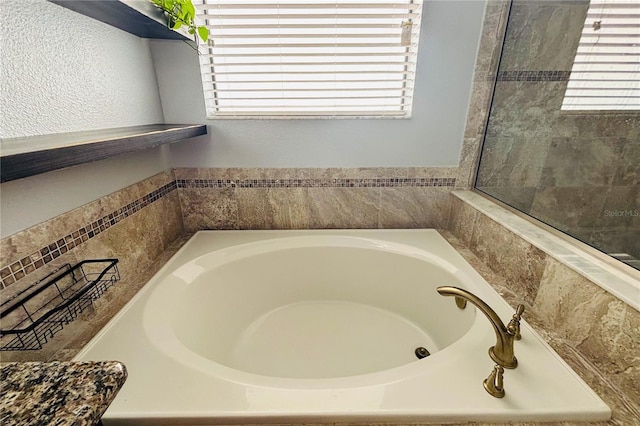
[[0, 259, 119, 351]]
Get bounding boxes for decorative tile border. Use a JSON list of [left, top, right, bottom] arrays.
[[1, 176, 456, 288], [176, 177, 457, 189], [496, 70, 571, 82], [0, 182, 177, 289]]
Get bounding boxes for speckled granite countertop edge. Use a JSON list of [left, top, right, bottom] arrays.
[[0, 361, 127, 426]]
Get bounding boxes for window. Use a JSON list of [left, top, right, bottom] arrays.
[[194, 0, 423, 118], [561, 0, 640, 111]]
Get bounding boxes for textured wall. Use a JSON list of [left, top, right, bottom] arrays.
[[0, 0, 169, 238], [152, 0, 486, 168], [0, 0, 164, 138]]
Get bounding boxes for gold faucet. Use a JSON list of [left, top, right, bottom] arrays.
[[437, 286, 524, 369], [484, 364, 505, 398]]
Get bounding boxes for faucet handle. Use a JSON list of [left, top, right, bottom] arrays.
[[507, 304, 525, 340], [483, 364, 505, 398]]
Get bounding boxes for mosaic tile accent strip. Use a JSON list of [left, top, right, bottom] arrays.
[[497, 70, 571, 82], [1, 176, 456, 288], [0, 182, 177, 289], [176, 177, 456, 189]]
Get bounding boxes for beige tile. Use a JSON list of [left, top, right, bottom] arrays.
[[405, 167, 458, 179], [236, 188, 311, 230], [456, 137, 482, 189], [178, 187, 238, 232], [173, 167, 211, 180], [534, 258, 614, 346], [469, 214, 547, 305], [473, 0, 510, 74], [378, 187, 451, 229], [464, 79, 494, 139], [308, 187, 380, 229], [500, 2, 587, 72], [136, 170, 174, 195], [448, 195, 479, 246]]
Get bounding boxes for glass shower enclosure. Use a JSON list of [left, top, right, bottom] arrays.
[[475, 0, 639, 270]]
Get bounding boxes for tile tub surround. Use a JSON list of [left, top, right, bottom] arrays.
[[0, 170, 184, 300], [174, 167, 457, 232], [0, 226, 634, 425], [448, 190, 640, 424], [0, 230, 632, 426], [0, 361, 127, 426]]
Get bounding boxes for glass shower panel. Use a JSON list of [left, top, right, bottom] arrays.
[[475, 0, 639, 270]]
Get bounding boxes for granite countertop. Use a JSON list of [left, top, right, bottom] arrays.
[[0, 361, 127, 426]]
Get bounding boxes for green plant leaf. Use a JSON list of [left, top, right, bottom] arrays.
[[185, 0, 196, 19], [198, 26, 209, 42]]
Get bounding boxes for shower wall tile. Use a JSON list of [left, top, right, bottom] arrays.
[[476, 136, 551, 188], [540, 137, 625, 187], [596, 186, 640, 229], [474, 1, 639, 262], [476, 186, 537, 213], [614, 141, 640, 186], [485, 81, 565, 139], [500, 1, 588, 72], [0, 171, 184, 295], [555, 114, 640, 140], [529, 186, 609, 231]]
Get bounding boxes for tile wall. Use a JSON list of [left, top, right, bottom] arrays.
[[474, 0, 640, 260], [0, 170, 183, 299], [0, 166, 457, 302], [174, 167, 457, 232], [453, 2, 640, 423], [448, 191, 640, 424], [455, 0, 511, 189]]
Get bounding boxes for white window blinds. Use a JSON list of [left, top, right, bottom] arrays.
[[562, 0, 640, 111], [194, 0, 423, 118]]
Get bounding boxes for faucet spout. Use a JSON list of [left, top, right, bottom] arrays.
[[437, 286, 524, 369]]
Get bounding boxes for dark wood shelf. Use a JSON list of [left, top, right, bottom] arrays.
[[48, 0, 188, 40], [0, 124, 207, 183]]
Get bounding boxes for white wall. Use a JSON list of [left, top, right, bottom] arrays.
[[0, 0, 168, 238], [153, 0, 486, 168]]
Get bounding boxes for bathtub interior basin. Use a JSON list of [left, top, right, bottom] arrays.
[[155, 241, 474, 379], [74, 229, 610, 425]]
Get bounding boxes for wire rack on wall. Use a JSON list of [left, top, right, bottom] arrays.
[[0, 259, 119, 351]]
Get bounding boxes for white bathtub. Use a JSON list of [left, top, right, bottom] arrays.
[[75, 230, 610, 425]]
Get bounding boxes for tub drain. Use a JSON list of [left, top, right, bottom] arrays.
[[415, 347, 430, 359]]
